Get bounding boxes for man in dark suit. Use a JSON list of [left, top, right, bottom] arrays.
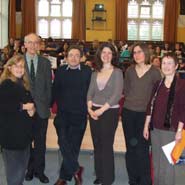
[[24, 33, 52, 183], [52, 45, 92, 185]]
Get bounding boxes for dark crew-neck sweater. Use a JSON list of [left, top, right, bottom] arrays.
[[52, 64, 92, 115]]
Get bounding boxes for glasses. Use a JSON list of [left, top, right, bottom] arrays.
[[26, 41, 39, 45], [12, 64, 24, 69], [68, 54, 81, 59], [133, 50, 143, 55]]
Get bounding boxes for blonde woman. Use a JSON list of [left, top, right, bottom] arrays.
[[0, 55, 35, 185]]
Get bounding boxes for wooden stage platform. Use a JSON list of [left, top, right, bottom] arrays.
[[46, 116, 126, 152]]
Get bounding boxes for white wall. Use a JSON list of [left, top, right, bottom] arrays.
[[0, 0, 8, 48]]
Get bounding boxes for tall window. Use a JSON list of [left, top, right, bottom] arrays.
[[0, 0, 8, 48], [128, 0, 164, 41], [37, 0, 72, 39]]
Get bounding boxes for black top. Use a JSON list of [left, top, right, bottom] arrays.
[[0, 79, 34, 149], [52, 64, 92, 115]]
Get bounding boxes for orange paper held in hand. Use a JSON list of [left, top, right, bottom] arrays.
[[171, 129, 185, 164]]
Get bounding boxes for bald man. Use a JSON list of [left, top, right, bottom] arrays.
[[24, 33, 52, 183]]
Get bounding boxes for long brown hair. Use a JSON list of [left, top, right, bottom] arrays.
[[0, 55, 30, 90]]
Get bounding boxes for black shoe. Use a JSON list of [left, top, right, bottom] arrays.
[[34, 173, 49, 183], [93, 179, 102, 185], [25, 171, 34, 181]]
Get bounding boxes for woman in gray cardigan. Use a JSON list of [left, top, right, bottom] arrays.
[[87, 42, 123, 185]]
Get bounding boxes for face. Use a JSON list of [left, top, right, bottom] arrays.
[[67, 49, 81, 67], [9, 61, 25, 79], [156, 46, 161, 53], [24, 34, 40, 56], [152, 58, 161, 68], [161, 57, 178, 76], [21, 46, 26, 53], [101, 47, 113, 65], [133, 46, 145, 64]]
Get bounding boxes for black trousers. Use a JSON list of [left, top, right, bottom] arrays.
[[89, 107, 119, 185], [54, 111, 87, 181], [27, 113, 48, 175], [122, 108, 152, 185]]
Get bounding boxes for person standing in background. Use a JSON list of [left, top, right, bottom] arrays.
[[52, 45, 92, 185], [0, 55, 35, 185], [24, 33, 52, 184], [87, 42, 123, 185], [122, 43, 161, 185]]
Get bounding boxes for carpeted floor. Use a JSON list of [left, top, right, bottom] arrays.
[[0, 150, 128, 185]]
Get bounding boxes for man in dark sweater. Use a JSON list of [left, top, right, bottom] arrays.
[[52, 45, 92, 185]]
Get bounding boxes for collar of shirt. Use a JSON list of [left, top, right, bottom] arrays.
[[26, 53, 38, 72], [66, 64, 81, 70]]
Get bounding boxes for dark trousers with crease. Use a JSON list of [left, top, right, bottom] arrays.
[[54, 111, 87, 181], [90, 107, 119, 185], [122, 108, 152, 185], [27, 113, 48, 175]]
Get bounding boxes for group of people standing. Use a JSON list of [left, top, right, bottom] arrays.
[[0, 33, 185, 185]]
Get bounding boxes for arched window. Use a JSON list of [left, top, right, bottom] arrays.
[[128, 0, 164, 40], [37, 0, 72, 38]]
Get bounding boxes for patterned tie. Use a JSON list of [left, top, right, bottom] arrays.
[[30, 60, 35, 83]]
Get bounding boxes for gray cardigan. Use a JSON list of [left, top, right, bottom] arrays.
[[87, 68, 124, 107]]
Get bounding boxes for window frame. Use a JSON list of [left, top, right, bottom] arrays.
[[36, 0, 72, 39], [128, 0, 164, 41]]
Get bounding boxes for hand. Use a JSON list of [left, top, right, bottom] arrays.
[[94, 108, 103, 117], [143, 126, 149, 140], [23, 103, 35, 111], [27, 109, 35, 117], [88, 108, 98, 120], [175, 130, 182, 143]]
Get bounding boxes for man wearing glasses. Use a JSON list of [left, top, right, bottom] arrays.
[[24, 33, 52, 184]]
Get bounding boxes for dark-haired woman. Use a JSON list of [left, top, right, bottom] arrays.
[[87, 43, 123, 185], [122, 43, 161, 185], [0, 55, 35, 185], [143, 53, 185, 185]]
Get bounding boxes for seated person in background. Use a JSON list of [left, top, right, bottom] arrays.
[[89, 40, 99, 56], [174, 42, 185, 59], [153, 46, 161, 57], [161, 42, 172, 57], [178, 58, 185, 79], [45, 37, 58, 51], [151, 56, 161, 69], [120, 44, 131, 62]]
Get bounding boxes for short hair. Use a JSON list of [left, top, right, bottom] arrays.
[[94, 42, 118, 71], [66, 45, 83, 58], [132, 42, 150, 64], [24, 33, 39, 43], [161, 53, 179, 65]]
